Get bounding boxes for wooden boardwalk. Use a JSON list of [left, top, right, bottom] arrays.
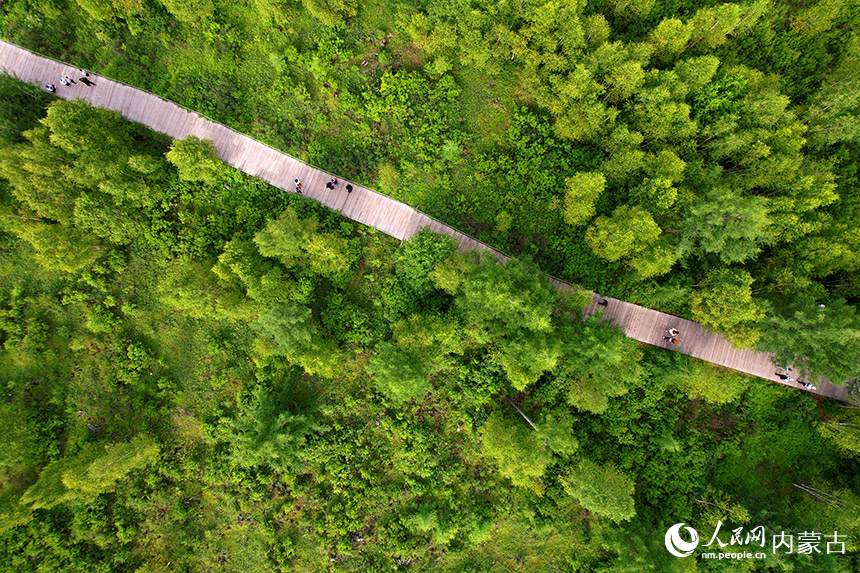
[[0, 40, 850, 403]]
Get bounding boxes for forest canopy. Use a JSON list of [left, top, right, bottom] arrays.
[[0, 0, 859, 569]]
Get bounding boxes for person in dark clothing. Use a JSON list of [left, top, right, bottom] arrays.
[[345, 184, 353, 193], [45, 84, 56, 92], [776, 373, 789, 381], [325, 182, 334, 190], [597, 300, 608, 307], [663, 337, 679, 344], [64, 76, 76, 84], [80, 77, 94, 87]]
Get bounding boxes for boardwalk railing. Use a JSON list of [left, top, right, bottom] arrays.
[[0, 39, 851, 403]]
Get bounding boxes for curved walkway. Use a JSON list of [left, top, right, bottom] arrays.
[[0, 40, 850, 403]]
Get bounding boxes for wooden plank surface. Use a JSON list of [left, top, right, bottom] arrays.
[[0, 39, 850, 403]]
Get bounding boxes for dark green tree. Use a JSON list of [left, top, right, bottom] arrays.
[[165, 136, 224, 185], [677, 186, 772, 264], [760, 296, 860, 385], [227, 382, 321, 480], [561, 458, 636, 522], [691, 268, 765, 349]]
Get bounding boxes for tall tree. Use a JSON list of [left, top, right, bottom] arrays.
[[368, 313, 463, 402], [586, 205, 674, 278], [254, 302, 341, 377], [226, 382, 321, 480], [480, 411, 550, 493], [555, 315, 644, 414], [254, 207, 354, 276], [396, 228, 458, 297], [456, 255, 556, 337], [562, 172, 605, 226], [165, 136, 224, 185], [690, 268, 765, 349], [759, 296, 860, 385], [22, 436, 159, 510], [561, 458, 636, 522], [677, 186, 772, 264]]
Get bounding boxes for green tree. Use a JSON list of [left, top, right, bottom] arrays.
[[22, 437, 159, 510], [561, 458, 635, 522], [157, 0, 214, 22], [804, 38, 860, 147], [1, 216, 101, 272], [760, 296, 860, 385], [480, 411, 550, 493], [679, 362, 747, 404], [650, 18, 692, 60], [586, 205, 661, 262], [496, 332, 561, 391], [227, 382, 321, 479], [368, 342, 431, 403], [678, 187, 772, 264], [61, 437, 160, 503], [165, 136, 224, 185], [456, 256, 555, 337], [631, 177, 677, 214], [545, 65, 618, 142], [562, 172, 605, 226], [157, 260, 254, 320], [555, 316, 644, 414], [215, 238, 296, 305], [396, 228, 458, 296], [817, 406, 860, 456], [609, 0, 655, 19], [686, 1, 768, 50], [254, 207, 354, 276], [690, 268, 765, 349], [301, 0, 357, 26], [674, 55, 720, 92], [368, 313, 463, 402], [253, 302, 341, 377]]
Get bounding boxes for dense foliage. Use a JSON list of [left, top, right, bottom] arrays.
[[0, 77, 858, 571], [1, 0, 860, 568], [2, 0, 858, 380]]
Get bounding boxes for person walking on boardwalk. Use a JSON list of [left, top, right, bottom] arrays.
[[597, 299, 608, 307], [325, 181, 334, 190], [59, 77, 69, 86], [294, 178, 302, 194], [666, 327, 680, 336], [64, 75, 75, 85], [80, 76, 94, 87], [663, 336, 679, 344], [45, 84, 56, 92], [345, 184, 353, 193], [331, 177, 339, 186]]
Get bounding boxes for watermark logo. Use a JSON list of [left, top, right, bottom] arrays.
[[665, 523, 699, 557], [664, 521, 847, 559]]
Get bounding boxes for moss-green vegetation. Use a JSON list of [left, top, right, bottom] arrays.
[[0, 77, 858, 571], [1, 0, 859, 567], [3, 0, 858, 380]]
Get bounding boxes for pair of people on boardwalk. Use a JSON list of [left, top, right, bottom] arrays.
[[50, 70, 93, 92], [325, 177, 352, 193], [664, 327, 680, 345]]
